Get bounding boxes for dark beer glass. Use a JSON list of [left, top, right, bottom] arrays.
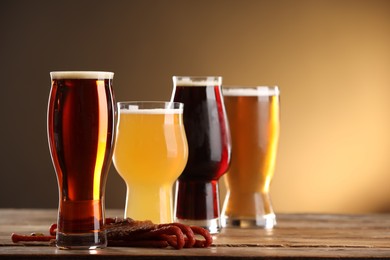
[[171, 76, 231, 234], [47, 71, 116, 249]]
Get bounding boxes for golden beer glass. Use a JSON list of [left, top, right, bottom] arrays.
[[221, 86, 280, 228], [113, 101, 188, 224]]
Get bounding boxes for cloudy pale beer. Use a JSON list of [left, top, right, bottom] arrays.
[[47, 71, 115, 249], [222, 86, 280, 228], [113, 102, 188, 224]]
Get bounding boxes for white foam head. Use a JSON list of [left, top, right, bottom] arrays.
[[119, 102, 183, 114], [121, 107, 183, 115], [173, 76, 222, 86], [223, 86, 279, 96], [50, 71, 114, 79]]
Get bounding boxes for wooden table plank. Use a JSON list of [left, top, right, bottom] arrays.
[[1, 209, 390, 259]]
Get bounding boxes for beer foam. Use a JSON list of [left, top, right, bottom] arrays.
[[121, 107, 183, 114], [173, 76, 222, 86], [223, 86, 279, 96], [50, 71, 114, 79]]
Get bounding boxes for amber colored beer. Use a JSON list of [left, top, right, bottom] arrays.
[[47, 71, 115, 249], [222, 87, 280, 228]]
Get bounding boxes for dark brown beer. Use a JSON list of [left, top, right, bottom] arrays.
[[172, 76, 231, 233], [47, 71, 115, 249]]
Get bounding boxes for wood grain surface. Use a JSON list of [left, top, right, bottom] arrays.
[[1, 209, 390, 259]]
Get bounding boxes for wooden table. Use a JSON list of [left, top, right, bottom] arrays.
[[1, 209, 390, 259]]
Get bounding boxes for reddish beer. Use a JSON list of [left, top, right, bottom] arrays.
[[172, 76, 231, 234], [47, 71, 115, 249]]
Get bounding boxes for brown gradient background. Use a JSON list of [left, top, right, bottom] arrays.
[[1, 0, 390, 213]]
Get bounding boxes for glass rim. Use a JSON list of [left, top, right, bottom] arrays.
[[50, 71, 114, 79], [173, 76, 222, 86], [223, 86, 280, 96], [118, 101, 184, 113]]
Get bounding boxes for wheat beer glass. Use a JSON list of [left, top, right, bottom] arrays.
[[221, 86, 280, 229], [47, 71, 116, 249], [113, 102, 188, 224], [172, 76, 231, 234]]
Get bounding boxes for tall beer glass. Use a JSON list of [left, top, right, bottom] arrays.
[[221, 86, 280, 229], [113, 101, 188, 224], [171, 76, 231, 234], [47, 71, 115, 249]]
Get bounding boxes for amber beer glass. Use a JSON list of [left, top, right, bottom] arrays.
[[172, 76, 231, 234], [47, 71, 116, 249], [221, 86, 280, 229]]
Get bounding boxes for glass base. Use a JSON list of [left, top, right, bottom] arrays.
[[56, 231, 107, 250], [222, 213, 276, 229], [175, 217, 221, 234]]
